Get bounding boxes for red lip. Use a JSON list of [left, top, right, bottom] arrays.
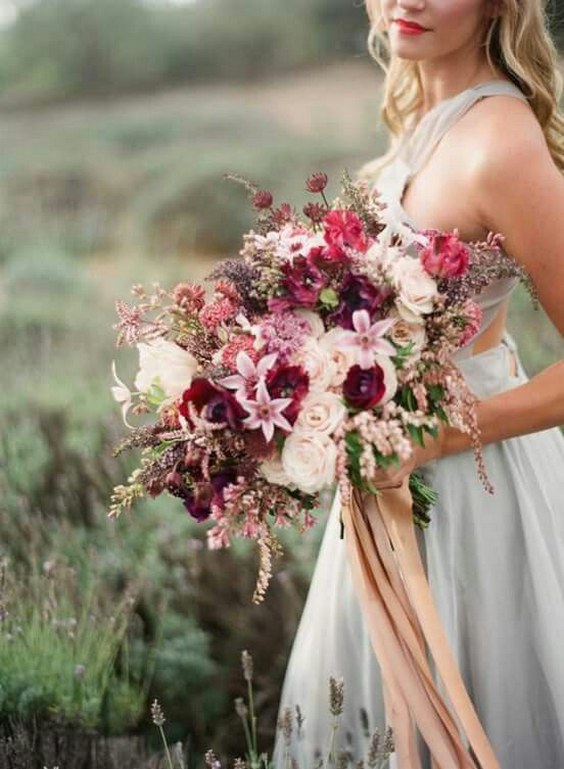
[[394, 18, 429, 35]]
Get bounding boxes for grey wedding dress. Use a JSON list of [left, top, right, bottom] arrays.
[[273, 81, 564, 769]]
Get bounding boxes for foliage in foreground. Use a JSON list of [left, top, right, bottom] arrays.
[[152, 651, 395, 769]]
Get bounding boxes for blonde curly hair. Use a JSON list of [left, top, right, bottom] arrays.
[[359, 0, 564, 180]]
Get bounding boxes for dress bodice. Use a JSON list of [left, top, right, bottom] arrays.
[[372, 80, 529, 361]]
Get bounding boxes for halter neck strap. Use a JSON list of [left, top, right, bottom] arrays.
[[403, 80, 529, 176]]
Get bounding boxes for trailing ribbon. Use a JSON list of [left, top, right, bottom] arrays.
[[342, 480, 500, 769]]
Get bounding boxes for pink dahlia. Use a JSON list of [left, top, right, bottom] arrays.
[[419, 231, 470, 279], [323, 210, 368, 254]]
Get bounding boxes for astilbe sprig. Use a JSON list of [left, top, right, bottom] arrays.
[[112, 424, 165, 458], [340, 169, 388, 240], [441, 361, 493, 494], [109, 471, 145, 519], [114, 299, 167, 347], [115, 280, 204, 349], [136, 442, 187, 494], [206, 479, 311, 602]]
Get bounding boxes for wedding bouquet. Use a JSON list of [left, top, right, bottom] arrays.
[[110, 170, 530, 601]]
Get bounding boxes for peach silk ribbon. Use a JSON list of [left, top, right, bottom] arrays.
[[342, 480, 501, 769]]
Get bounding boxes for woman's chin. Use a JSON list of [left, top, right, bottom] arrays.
[[389, 32, 433, 61], [390, 46, 429, 62]]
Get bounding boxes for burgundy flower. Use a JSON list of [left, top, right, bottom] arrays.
[[147, 478, 164, 497], [419, 232, 470, 278], [329, 273, 391, 329], [172, 282, 206, 312], [180, 378, 245, 430], [266, 364, 310, 424], [323, 210, 368, 254], [271, 203, 295, 228], [244, 429, 276, 460], [184, 481, 215, 522], [252, 190, 274, 210], [306, 172, 329, 194], [210, 467, 238, 501], [343, 364, 386, 410], [183, 466, 238, 522], [269, 255, 326, 311], [303, 202, 328, 224], [308, 243, 350, 270]]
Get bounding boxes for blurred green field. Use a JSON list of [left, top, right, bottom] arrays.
[[0, 59, 562, 766]]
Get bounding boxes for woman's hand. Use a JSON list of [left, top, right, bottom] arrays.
[[370, 426, 445, 490]]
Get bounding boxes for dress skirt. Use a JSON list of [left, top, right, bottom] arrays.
[[273, 334, 564, 769]]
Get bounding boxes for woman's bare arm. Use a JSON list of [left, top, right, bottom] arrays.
[[374, 99, 564, 483], [431, 99, 564, 461]]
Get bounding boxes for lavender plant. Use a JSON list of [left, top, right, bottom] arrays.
[[0, 558, 143, 733], [150, 650, 394, 769]]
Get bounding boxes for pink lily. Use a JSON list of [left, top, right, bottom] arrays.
[[339, 309, 396, 369], [241, 379, 292, 443], [220, 350, 278, 397]]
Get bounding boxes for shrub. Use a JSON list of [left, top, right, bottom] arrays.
[[0, 558, 144, 733]]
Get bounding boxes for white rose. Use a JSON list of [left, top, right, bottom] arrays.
[[392, 257, 438, 322], [261, 454, 294, 487], [282, 429, 337, 494], [295, 338, 338, 393], [135, 338, 198, 400], [389, 314, 426, 363], [297, 392, 347, 435], [293, 308, 325, 339], [319, 328, 357, 387]]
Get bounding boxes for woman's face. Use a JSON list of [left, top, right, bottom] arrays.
[[380, 0, 493, 63]]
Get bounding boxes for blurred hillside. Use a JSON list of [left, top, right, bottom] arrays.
[[0, 0, 369, 105], [0, 0, 561, 106]]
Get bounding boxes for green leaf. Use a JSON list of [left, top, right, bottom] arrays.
[[409, 471, 439, 530], [406, 423, 425, 448], [345, 430, 363, 487], [390, 341, 415, 369], [146, 382, 166, 407], [436, 406, 449, 423], [373, 448, 400, 469], [428, 384, 445, 403], [319, 287, 339, 309]]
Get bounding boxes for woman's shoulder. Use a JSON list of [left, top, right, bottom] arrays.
[[460, 91, 551, 179]]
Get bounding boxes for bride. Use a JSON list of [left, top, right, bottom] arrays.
[[273, 0, 564, 767]]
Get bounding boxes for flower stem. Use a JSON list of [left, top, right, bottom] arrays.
[[326, 717, 339, 767], [158, 724, 176, 769], [248, 677, 258, 759]]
